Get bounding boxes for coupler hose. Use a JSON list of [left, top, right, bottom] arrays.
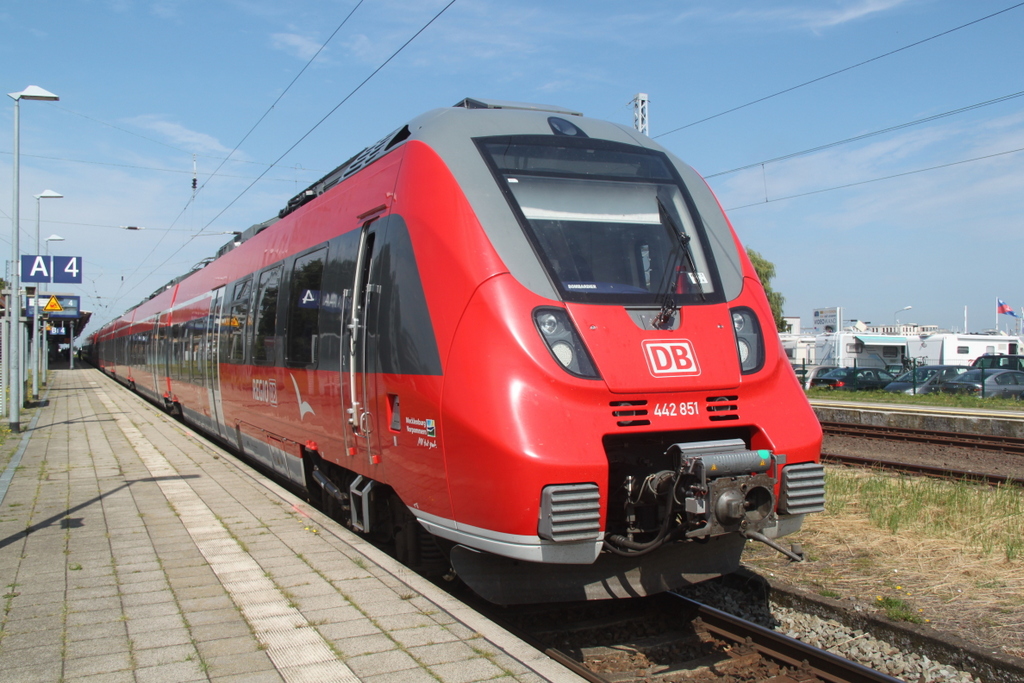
[[604, 471, 680, 557]]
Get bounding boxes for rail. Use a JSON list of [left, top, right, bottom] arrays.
[[670, 593, 904, 683], [820, 420, 1024, 454]]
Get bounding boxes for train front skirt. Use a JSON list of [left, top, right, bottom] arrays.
[[450, 533, 749, 604]]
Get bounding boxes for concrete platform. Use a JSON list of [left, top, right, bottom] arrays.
[[812, 398, 1024, 437], [0, 368, 583, 682]]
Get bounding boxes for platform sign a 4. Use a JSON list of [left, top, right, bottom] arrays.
[[19, 255, 83, 284]]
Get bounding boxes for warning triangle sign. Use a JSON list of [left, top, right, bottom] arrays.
[[43, 295, 63, 313]]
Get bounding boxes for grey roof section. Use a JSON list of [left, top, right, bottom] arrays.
[[453, 97, 583, 116], [276, 99, 745, 303]]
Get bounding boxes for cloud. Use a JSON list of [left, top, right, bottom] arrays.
[[271, 31, 325, 61], [123, 115, 233, 155], [720, 0, 916, 33]]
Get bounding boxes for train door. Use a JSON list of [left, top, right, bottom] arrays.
[[205, 288, 226, 438], [343, 219, 384, 467], [153, 313, 169, 398]]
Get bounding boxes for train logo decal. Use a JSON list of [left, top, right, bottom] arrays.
[[252, 378, 279, 406], [641, 340, 701, 377], [289, 374, 315, 420]]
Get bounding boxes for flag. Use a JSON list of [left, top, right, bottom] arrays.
[[998, 299, 1018, 317]]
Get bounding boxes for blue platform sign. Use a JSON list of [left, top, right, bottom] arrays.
[[21, 255, 50, 283], [53, 256, 83, 284], [19, 255, 83, 284]]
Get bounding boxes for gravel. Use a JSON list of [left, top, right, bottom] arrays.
[[680, 581, 982, 683]]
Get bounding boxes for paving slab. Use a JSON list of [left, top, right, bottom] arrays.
[[0, 368, 584, 682]]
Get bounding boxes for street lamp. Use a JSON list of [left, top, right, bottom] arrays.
[[45, 234, 64, 255], [8, 85, 59, 432], [893, 305, 912, 326], [31, 190, 62, 400]]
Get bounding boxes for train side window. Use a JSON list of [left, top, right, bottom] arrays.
[[225, 277, 252, 363], [286, 248, 326, 366], [170, 322, 184, 381], [252, 266, 283, 364]]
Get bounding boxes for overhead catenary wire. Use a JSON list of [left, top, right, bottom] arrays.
[[0, 151, 323, 182], [106, 0, 368, 310], [654, 1, 1024, 139], [725, 144, 1024, 212], [106, 0, 458, 315], [706, 88, 1024, 178], [190, 0, 459, 236]]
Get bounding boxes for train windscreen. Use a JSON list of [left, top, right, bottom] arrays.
[[478, 136, 724, 305]]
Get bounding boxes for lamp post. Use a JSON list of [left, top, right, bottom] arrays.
[[44, 235, 64, 376], [893, 305, 912, 327], [31, 190, 61, 400], [8, 85, 59, 432]]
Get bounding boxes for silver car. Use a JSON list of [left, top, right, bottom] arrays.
[[939, 369, 1024, 398], [884, 365, 969, 395]]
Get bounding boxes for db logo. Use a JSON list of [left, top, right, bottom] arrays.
[[642, 340, 701, 377]]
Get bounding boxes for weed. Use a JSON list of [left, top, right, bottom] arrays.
[[826, 470, 1024, 560], [818, 589, 841, 599], [876, 596, 923, 623]]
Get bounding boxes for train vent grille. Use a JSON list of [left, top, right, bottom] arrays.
[[705, 396, 739, 421], [610, 400, 649, 427], [538, 484, 601, 543], [779, 462, 826, 515]]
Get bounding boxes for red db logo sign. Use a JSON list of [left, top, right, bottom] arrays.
[[642, 340, 701, 377]]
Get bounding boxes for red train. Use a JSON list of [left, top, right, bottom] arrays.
[[87, 98, 823, 604]]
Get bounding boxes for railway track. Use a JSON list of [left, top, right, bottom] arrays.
[[821, 452, 1024, 487], [481, 592, 905, 683], [819, 420, 1024, 454]]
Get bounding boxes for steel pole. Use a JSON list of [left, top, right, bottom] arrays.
[[9, 98, 21, 432], [31, 198, 39, 401]]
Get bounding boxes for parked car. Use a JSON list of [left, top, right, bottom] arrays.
[[800, 365, 837, 390], [810, 367, 896, 391], [884, 365, 970, 395], [939, 368, 1024, 398], [971, 354, 1024, 371]]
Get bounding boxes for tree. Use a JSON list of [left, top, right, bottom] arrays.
[[746, 248, 787, 332]]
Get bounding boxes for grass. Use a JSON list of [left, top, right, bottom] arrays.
[[876, 596, 924, 623], [824, 469, 1024, 561], [805, 387, 1024, 411]]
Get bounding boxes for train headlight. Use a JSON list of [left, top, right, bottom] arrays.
[[551, 341, 574, 366], [737, 338, 751, 364], [537, 312, 560, 336], [730, 307, 765, 375], [533, 307, 601, 379]]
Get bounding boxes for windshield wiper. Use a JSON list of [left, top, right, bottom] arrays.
[[652, 198, 705, 328]]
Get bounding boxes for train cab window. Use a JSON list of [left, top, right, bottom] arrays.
[[225, 277, 252, 363], [477, 136, 724, 306], [252, 266, 283, 364], [286, 248, 326, 366]]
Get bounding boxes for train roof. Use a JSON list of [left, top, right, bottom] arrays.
[[274, 97, 653, 222], [134, 97, 743, 313]]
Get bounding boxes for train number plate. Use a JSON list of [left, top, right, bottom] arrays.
[[653, 402, 700, 417]]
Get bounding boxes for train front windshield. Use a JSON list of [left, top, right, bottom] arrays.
[[478, 136, 724, 306]]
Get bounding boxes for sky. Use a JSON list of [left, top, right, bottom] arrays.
[[3, 0, 1024, 337]]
